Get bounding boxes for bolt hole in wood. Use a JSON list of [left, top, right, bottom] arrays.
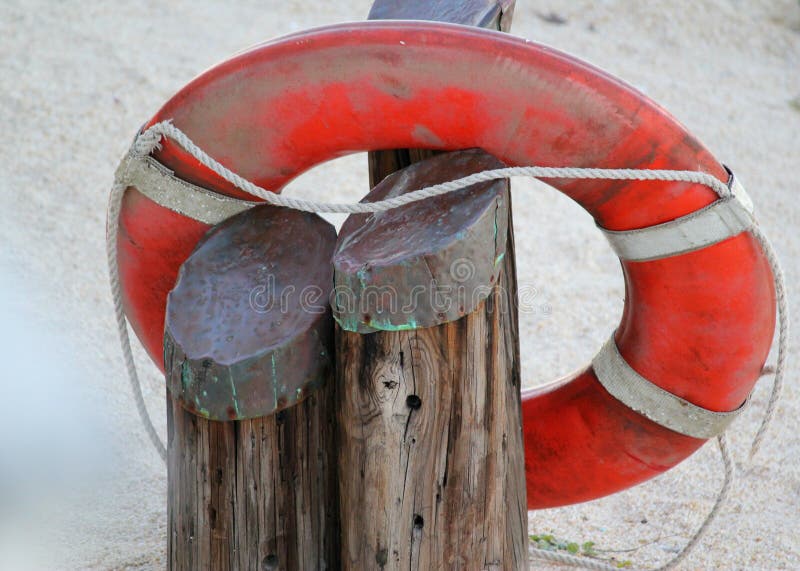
[[261, 554, 279, 570], [405, 394, 422, 410], [413, 514, 424, 529]]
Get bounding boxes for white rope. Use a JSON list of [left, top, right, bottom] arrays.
[[107, 121, 788, 569], [529, 434, 734, 571], [106, 180, 167, 462], [134, 121, 732, 215], [749, 226, 789, 460]]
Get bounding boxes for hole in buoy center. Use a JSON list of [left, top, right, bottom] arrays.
[[406, 394, 422, 410], [282, 157, 624, 388], [511, 177, 624, 387], [280, 153, 370, 231]]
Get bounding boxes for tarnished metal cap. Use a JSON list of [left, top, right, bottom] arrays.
[[164, 205, 336, 420], [333, 149, 509, 333]]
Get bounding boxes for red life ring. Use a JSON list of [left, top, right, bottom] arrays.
[[116, 21, 775, 508]]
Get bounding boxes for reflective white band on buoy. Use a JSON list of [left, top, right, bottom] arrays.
[[115, 153, 257, 225], [592, 335, 748, 439], [600, 170, 755, 262]]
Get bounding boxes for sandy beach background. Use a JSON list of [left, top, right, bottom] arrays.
[[0, 0, 798, 569]]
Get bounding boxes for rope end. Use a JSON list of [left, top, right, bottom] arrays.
[[131, 119, 176, 157], [132, 129, 163, 156]]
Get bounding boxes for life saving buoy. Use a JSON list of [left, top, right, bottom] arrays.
[[115, 21, 775, 509]]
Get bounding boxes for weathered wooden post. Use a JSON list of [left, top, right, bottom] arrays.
[[334, 150, 527, 570], [164, 206, 340, 570], [334, 3, 524, 568], [365, 0, 520, 436]]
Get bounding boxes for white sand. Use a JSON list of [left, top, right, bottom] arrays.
[[0, 0, 798, 569]]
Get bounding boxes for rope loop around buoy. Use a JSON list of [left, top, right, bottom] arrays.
[[107, 121, 789, 571]]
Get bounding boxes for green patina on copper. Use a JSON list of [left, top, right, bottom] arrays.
[[227, 372, 241, 419], [181, 360, 192, 392]]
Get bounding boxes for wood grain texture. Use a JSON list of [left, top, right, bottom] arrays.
[[165, 205, 339, 570], [335, 248, 526, 570], [347, 4, 526, 568], [167, 385, 339, 571]]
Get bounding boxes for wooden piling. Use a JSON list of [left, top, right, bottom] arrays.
[[344, 3, 526, 566], [164, 206, 340, 570], [334, 150, 527, 570]]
